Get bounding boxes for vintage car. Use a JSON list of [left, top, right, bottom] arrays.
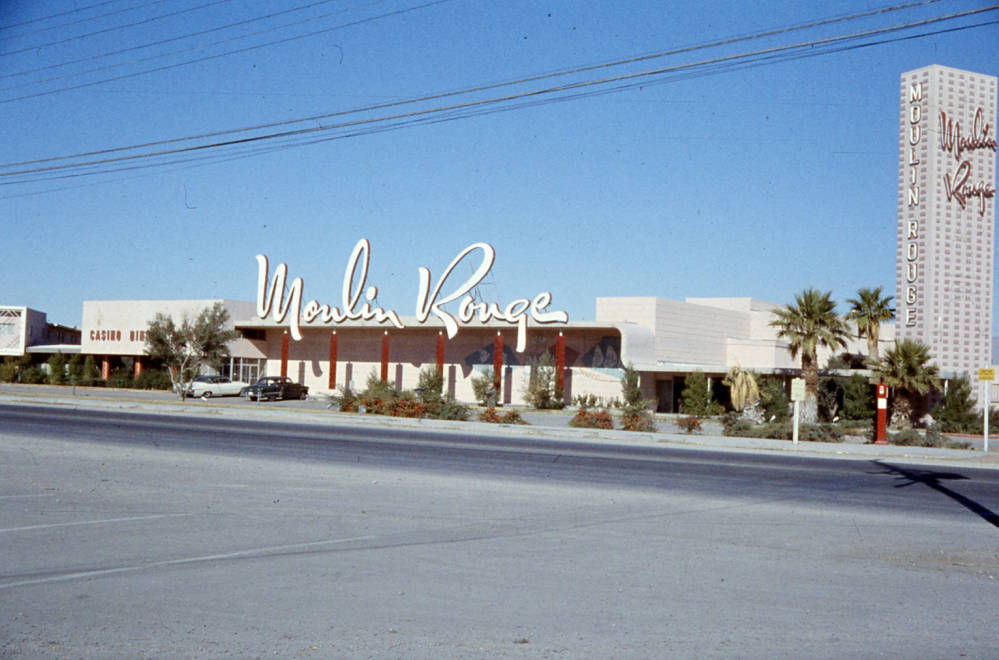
[[239, 376, 309, 401], [185, 375, 248, 398]]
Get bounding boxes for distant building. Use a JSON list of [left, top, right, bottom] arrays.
[[77, 296, 884, 411], [0, 305, 81, 358], [897, 65, 997, 376]]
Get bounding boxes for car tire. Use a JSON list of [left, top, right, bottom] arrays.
[[201, 391, 212, 399], [300, 391, 308, 400]]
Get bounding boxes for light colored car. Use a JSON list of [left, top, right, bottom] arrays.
[[186, 375, 248, 398]]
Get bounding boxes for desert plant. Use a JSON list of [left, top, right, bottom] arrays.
[[870, 338, 939, 428], [723, 366, 759, 412], [845, 286, 894, 364], [770, 288, 850, 423]]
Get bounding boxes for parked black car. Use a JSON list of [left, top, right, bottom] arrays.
[[239, 377, 309, 401]]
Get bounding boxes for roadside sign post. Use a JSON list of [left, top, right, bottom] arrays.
[[790, 378, 805, 445], [978, 368, 994, 453], [875, 383, 888, 445]]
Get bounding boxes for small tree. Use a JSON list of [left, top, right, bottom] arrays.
[[758, 375, 789, 422], [619, 363, 655, 432], [46, 353, 68, 385], [417, 365, 444, 416], [932, 376, 979, 433], [144, 302, 240, 400], [81, 355, 99, 385], [870, 338, 939, 428], [67, 354, 83, 383], [680, 372, 718, 417], [525, 351, 564, 410], [841, 374, 875, 420], [471, 367, 497, 406]]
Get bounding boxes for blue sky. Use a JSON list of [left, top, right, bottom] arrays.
[[2, 0, 997, 328]]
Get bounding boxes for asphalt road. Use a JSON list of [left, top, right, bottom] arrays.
[[2, 404, 998, 658]]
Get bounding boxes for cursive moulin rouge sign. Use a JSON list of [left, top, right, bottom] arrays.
[[255, 239, 569, 352]]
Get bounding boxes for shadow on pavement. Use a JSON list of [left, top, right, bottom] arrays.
[[874, 460, 999, 529]]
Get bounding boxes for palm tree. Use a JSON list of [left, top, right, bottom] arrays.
[[845, 287, 894, 363], [770, 288, 850, 422], [870, 338, 939, 428]]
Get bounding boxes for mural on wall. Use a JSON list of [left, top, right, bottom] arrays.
[[578, 336, 622, 369], [461, 342, 521, 378]]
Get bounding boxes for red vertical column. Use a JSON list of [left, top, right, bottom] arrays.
[[101, 357, 110, 381], [381, 331, 390, 382], [875, 383, 888, 444], [280, 331, 289, 378], [555, 332, 566, 397], [493, 332, 503, 399], [436, 331, 445, 374], [133, 357, 143, 379], [328, 331, 338, 390]]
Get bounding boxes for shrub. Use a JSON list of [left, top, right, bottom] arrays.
[[722, 413, 755, 437], [932, 376, 980, 433], [389, 397, 426, 418], [478, 407, 527, 424], [330, 385, 357, 412], [758, 375, 790, 422], [134, 368, 172, 390], [841, 374, 875, 420], [525, 351, 564, 410], [471, 368, 497, 407], [20, 366, 46, 384], [437, 399, 472, 421], [680, 372, 723, 417], [620, 412, 656, 432], [81, 356, 100, 386], [619, 363, 656, 432], [106, 367, 135, 388], [569, 409, 614, 429], [677, 415, 703, 434], [889, 426, 972, 449], [0, 357, 18, 382], [46, 353, 67, 385]]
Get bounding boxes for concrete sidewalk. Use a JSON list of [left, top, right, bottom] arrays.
[[2, 383, 997, 469]]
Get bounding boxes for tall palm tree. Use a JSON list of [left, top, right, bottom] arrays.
[[845, 287, 894, 363], [870, 338, 939, 428], [770, 288, 850, 422]]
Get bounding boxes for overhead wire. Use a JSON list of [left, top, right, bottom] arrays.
[[0, 0, 451, 102], [3, 10, 996, 189], [0, 0, 132, 32], [0, 0, 347, 81], [1, 2, 996, 191], [0, 0, 960, 166], [0, 0, 231, 57]]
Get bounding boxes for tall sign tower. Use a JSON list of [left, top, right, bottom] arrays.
[[897, 65, 997, 376]]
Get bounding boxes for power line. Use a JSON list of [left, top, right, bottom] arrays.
[[0, 0, 130, 32], [0, 0, 345, 81], [0, 0, 966, 167], [0, 0, 451, 103], [3, 11, 995, 189], [0, 0, 231, 57]]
